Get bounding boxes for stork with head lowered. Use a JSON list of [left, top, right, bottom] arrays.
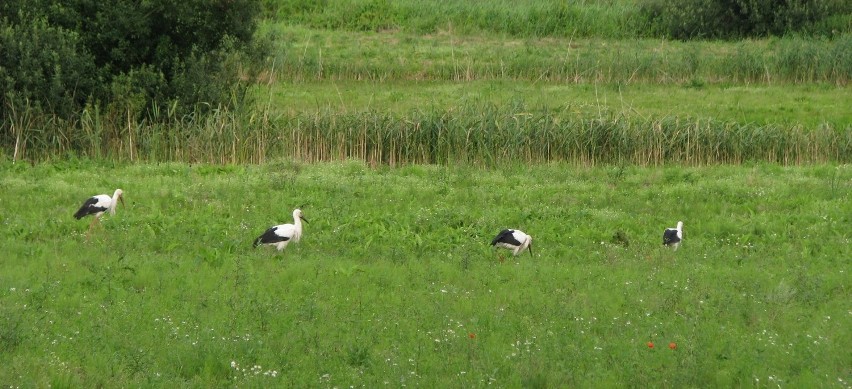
[[73, 189, 125, 241], [254, 208, 309, 252]]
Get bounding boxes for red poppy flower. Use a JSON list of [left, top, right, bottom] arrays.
[[468, 333, 476, 339], [647, 341, 654, 348], [669, 342, 677, 350]]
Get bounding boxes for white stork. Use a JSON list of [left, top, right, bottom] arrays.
[[73, 189, 125, 241], [491, 229, 533, 258], [663, 221, 684, 250], [253, 209, 308, 251]]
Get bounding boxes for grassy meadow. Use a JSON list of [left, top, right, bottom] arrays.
[[2, 0, 851, 387], [1, 161, 850, 387]]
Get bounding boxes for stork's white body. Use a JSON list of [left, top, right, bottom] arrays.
[[254, 209, 307, 252], [491, 229, 533, 256], [663, 221, 684, 250], [74, 189, 124, 240]]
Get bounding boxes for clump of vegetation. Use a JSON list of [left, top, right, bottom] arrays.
[[639, 0, 850, 39], [0, 0, 265, 158]]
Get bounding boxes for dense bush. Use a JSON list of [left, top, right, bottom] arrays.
[[640, 0, 850, 40], [0, 0, 263, 154], [0, 18, 97, 120]]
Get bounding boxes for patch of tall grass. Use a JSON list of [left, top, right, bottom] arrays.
[[268, 25, 851, 85], [5, 102, 849, 166], [264, 0, 641, 38], [285, 106, 850, 166]]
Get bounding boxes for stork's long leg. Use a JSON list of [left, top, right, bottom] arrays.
[[97, 216, 108, 241], [86, 215, 100, 242], [86, 218, 95, 242], [496, 251, 505, 263]]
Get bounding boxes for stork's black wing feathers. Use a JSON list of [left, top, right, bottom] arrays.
[[663, 229, 681, 246], [73, 197, 100, 219], [491, 229, 522, 246], [253, 226, 290, 247]]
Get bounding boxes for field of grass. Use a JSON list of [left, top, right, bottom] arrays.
[[260, 22, 850, 132], [264, 24, 851, 85], [1, 161, 850, 387], [267, 80, 851, 129]]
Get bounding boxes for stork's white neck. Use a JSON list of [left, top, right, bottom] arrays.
[[109, 189, 122, 215], [292, 212, 303, 241]]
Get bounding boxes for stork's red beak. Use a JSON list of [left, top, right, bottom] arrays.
[[119, 195, 125, 207], [300, 216, 309, 223]]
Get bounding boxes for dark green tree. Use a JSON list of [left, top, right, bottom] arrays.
[[1, 0, 262, 125]]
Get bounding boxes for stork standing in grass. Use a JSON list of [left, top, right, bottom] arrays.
[[663, 221, 684, 250], [253, 209, 308, 251], [491, 229, 533, 259], [73, 189, 125, 241]]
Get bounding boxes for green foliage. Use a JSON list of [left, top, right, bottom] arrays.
[[0, 0, 264, 154], [0, 18, 97, 119], [639, 0, 850, 39], [0, 162, 850, 386], [1, 0, 260, 76]]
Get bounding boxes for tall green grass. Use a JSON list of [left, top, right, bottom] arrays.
[[5, 103, 849, 166], [264, 0, 642, 38], [284, 106, 850, 166], [267, 24, 851, 85], [264, 0, 850, 39]]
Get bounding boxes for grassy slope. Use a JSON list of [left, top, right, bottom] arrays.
[[1, 161, 850, 387]]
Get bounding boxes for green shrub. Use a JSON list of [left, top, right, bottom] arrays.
[[0, 1, 262, 109], [640, 0, 848, 39], [0, 0, 265, 157], [0, 18, 97, 119]]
